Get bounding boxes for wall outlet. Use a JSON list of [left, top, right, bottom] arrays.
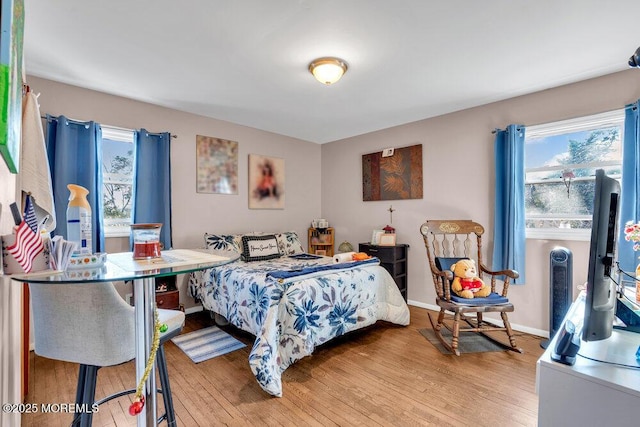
[[382, 148, 394, 157]]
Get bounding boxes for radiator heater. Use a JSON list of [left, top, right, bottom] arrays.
[[541, 247, 573, 349]]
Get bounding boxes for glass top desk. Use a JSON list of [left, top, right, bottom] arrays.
[[13, 249, 238, 427]]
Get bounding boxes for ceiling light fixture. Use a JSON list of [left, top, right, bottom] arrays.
[[308, 57, 348, 85]]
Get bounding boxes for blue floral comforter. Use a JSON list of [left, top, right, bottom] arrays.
[[188, 255, 410, 397]]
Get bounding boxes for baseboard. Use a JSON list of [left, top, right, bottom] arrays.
[[407, 299, 548, 338], [184, 305, 204, 315]]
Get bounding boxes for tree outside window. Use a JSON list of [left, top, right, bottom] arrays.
[[525, 111, 623, 240], [102, 127, 135, 237]]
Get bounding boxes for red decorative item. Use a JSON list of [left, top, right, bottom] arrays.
[[383, 224, 395, 234], [460, 278, 483, 291], [129, 396, 145, 416]]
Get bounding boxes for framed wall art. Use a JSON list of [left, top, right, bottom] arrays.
[[248, 154, 284, 209], [0, 0, 25, 173], [362, 144, 423, 201], [196, 135, 238, 194]]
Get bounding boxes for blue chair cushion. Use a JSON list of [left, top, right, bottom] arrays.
[[435, 257, 510, 305], [451, 292, 509, 305]]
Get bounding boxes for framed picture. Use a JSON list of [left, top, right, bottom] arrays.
[[249, 154, 285, 209], [379, 233, 397, 246], [362, 144, 423, 201], [371, 229, 385, 245], [196, 135, 238, 194], [0, 0, 25, 173], [315, 249, 326, 256]]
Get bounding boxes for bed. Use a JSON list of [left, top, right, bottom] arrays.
[[188, 232, 410, 397]]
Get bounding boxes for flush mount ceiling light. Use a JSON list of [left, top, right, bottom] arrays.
[[308, 57, 348, 85]]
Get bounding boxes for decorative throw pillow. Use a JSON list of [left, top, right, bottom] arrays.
[[232, 231, 264, 252], [275, 231, 305, 255], [241, 234, 281, 262], [204, 233, 241, 252]]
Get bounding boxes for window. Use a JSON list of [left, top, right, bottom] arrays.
[[101, 126, 135, 237], [525, 110, 624, 240]]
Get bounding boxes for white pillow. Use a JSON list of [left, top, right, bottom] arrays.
[[275, 231, 305, 255]]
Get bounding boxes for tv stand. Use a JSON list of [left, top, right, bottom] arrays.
[[536, 292, 640, 426]]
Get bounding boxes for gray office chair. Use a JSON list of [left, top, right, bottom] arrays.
[[29, 281, 184, 426]]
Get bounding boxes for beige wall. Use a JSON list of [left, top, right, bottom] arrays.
[[321, 69, 640, 335], [16, 69, 640, 333], [27, 76, 322, 309]]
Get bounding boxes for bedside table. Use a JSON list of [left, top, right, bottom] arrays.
[[154, 276, 180, 310], [359, 243, 409, 301]]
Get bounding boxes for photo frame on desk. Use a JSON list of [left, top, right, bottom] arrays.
[[379, 233, 396, 246], [371, 229, 384, 245]]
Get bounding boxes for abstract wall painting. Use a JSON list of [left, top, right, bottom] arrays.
[[248, 154, 284, 209], [0, 0, 25, 173], [362, 144, 423, 201], [196, 135, 238, 194]]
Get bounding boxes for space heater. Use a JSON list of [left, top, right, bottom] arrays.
[[541, 247, 573, 349]]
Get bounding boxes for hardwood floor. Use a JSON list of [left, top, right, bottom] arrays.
[[22, 305, 545, 426]]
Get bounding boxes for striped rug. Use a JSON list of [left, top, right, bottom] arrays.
[[172, 326, 246, 363]]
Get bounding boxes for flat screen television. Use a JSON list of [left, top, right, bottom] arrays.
[[582, 169, 620, 342]]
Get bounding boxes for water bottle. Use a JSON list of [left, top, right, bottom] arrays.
[[66, 184, 92, 254]]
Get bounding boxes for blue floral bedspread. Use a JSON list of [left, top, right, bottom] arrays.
[[188, 255, 410, 397]]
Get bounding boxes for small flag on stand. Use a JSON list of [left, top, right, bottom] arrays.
[[7, 221, 44, 273], [23, 194, 39, 232]]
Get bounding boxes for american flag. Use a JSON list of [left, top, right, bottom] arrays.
[[23, 195, 39, 232], [7, 221, 44, 273]]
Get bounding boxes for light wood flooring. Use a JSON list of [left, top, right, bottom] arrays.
[[22, 305, 545, 426]]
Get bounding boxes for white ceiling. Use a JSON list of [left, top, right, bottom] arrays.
[[23, 0, 640, 144]]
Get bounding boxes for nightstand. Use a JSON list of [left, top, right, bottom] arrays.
[[155, 276, 180, 310], [359, 243, 409, 301]]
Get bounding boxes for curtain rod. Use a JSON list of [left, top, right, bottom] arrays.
[[41, 115, 177, 138], [491, 126, 523, 134]]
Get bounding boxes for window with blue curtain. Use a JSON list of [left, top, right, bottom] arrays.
[[46, 117, 173, 253], [493, 124, 526, 284], [495, 103, 639, 282]]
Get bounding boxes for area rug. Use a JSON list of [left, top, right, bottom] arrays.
[[418, 327, 507, 354], [172, 326, 246, 363]]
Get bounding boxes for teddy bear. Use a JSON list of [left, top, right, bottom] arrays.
[[450, 259, 491, 299]]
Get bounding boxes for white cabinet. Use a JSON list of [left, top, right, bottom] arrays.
[[536, 293, 640, 426]]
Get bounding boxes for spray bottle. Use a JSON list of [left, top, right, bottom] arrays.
[[66, 184, 92, 254]]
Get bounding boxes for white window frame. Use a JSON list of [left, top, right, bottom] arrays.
[[102, 126, 135, 238], [525, 109, 624, 241]]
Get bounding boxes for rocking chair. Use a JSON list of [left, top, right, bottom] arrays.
[[419, 220, 523, 355]]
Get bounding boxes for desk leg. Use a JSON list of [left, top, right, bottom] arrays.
[[134, 277, 157, 427]]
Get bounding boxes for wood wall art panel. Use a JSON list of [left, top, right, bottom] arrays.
[[362, 144, 423, 201]]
